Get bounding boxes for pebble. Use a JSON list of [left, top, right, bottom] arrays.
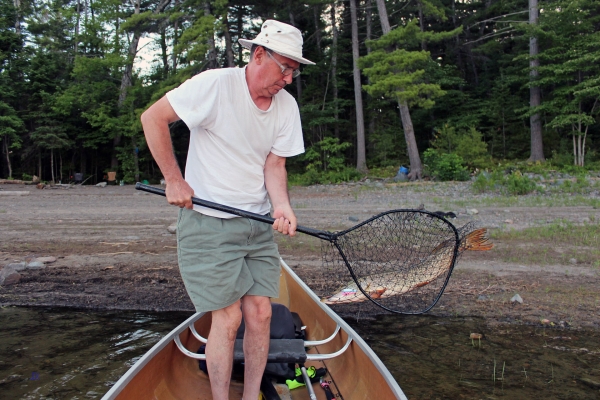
[[510, 293, 523, 304], [349, 216, 359, 222], [27, 261, 46, 270], [504, 219, 513, 224], [0, 266, 21, 286], [569, 258, 577, 265], [466, 208, 479, 215], [96, 182, 107, 187], [167, 223, 177, 234]]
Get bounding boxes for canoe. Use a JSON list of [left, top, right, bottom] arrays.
[[102, 259, 407, 400]]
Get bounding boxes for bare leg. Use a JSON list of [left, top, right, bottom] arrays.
[[206, 300, 242, 400], [241, 295, 272, 399]]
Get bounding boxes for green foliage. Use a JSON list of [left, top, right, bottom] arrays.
[[431, 125, 491, 169], [472, 170, 540, 196], [303, 137, 352, 172], [423, 148, 470, 181], [288, 168, 362, 186]]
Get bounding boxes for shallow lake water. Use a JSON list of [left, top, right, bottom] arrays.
[[0, 307, 190, 399], [1, 307, 600, 399], [348, 315, 600, 399]]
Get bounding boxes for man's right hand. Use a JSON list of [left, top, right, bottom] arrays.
[[165, 179, 195, 209]]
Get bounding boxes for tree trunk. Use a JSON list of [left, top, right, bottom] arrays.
[[132, 137, 140, 182], [160, 26, 169, 78], [399, 100, 422, 177], [171, 0, 179, 72], [350, 0, 367, 173], [222, 8, 235, 67], [205, 2, 217, 69], [331, 2, 339, 138], [417, 1, 427, 51], [375, 0, 391, 33], [13, 0, 20, 34], [288, 10, 302, 102], [50, 149, 55, 184], [529, 0, 544, 161], [114, 0, 172, 170], [3, 137, 12, 179], [237, 7, 244, 64], [375, 0, 422, 179], [313, 5, 322, 53]]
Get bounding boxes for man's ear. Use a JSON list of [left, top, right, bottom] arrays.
[[254, 46, 266, 65]]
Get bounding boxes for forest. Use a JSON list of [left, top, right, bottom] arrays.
[[1, 0, 599, 185]]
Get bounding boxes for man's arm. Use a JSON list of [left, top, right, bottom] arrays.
[[264, 152, 297, 236], [141, 96, 194, 209]]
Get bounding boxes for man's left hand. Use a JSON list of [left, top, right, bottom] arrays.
[[272, 206, 297, 236]]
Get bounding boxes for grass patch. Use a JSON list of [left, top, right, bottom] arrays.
[[490, 220, 600, 266], [492, 220, 599, 247]]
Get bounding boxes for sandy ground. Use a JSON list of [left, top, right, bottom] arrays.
[[1, 182, 599, 329]]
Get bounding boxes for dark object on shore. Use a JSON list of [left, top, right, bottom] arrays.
[[433, 211, 457, 219]]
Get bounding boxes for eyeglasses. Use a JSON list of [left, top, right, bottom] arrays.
[[266, 50, 301, 78]]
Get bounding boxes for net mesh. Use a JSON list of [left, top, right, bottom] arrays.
[[316, 211, 461, 315]]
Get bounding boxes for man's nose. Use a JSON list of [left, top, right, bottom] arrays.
[[283, 73, 293, 85]]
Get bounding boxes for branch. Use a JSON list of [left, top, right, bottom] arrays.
[[466, 10, 529, 30], [462, 28, 516, 46]]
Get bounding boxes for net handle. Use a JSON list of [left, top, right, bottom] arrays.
[[135, 183, 332, 240]]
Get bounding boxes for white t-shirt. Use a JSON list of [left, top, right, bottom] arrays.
[[166, 67, 305, 218]]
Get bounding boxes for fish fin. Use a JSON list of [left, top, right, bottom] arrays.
[[461, 228, 494, 251], [370, 287, 387, 299]]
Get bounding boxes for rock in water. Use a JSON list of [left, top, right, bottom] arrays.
[[0, 266, 21, 286]]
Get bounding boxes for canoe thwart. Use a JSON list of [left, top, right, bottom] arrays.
[[304, 325, 341, 346], [305, 336, 353, 361], [234, 339, 307, 363], [189, 323, 208, 344]]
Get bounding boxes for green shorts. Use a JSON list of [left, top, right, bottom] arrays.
[[176, 208, 281, 312]]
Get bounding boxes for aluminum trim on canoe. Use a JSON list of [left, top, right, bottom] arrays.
[[101, 311, 205, 400], [279, 258, 408, 400]]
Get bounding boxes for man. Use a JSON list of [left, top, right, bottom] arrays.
[[140, 20, 314, 400]]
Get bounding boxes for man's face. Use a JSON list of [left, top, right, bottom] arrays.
[[257, 49, 300, 97]]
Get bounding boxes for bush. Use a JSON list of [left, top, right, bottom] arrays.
[[289, 167, 362, 186], [505, 171, 537, 195], [423, 149, 470, 181]]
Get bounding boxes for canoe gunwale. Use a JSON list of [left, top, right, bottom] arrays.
[[279, 258, 408, 400]]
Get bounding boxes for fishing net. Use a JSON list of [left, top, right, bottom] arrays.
[[314, 212, 463, 315]]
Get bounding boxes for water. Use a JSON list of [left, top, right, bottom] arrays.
[[2, 308, 600, 399], [0, 307, 190, 399], [348, 315, 600, 400]]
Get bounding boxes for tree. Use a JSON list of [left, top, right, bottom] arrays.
[[537, 0, 600, 167], [350, 0, 366, 172], [528, 0, 544, 161], [360, 19, 460, 178]]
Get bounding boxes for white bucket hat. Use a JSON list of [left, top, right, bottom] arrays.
[[239, 20, 315, 65]]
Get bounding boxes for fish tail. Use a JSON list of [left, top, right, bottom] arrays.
[[460, 228, 494, 251]]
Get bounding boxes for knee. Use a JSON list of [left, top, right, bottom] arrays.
[[244, 299, 272, 330], [213, 301, 243, 341]]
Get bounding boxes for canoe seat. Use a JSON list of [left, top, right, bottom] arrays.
[[233, 339, 307, 363]]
